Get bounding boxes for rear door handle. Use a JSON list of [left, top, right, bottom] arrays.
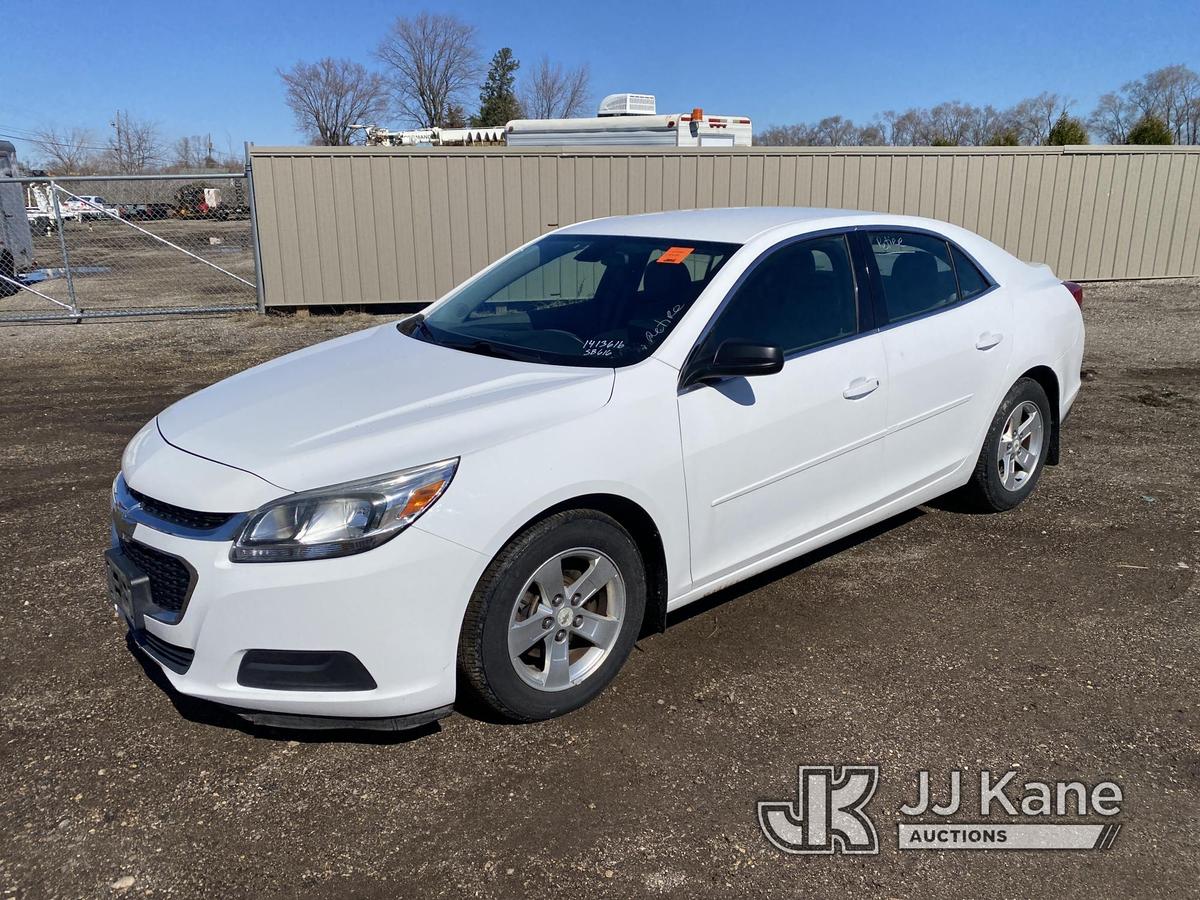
[[975, 331, 1003, 350], [843, 376, 880, 400]]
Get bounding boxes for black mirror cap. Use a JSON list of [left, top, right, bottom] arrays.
[[712, 340, 784, 375], [683, 340, 784, 387]]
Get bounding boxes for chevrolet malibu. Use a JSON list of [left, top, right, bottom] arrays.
[[107, 208, 1085, 729]]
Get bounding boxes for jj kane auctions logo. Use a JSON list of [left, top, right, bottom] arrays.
[[758, 766, 1123, 854]]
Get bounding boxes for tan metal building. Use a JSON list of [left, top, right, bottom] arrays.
[[247, 145, 1200, 307]]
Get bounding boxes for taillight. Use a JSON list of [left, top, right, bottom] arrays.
[[1062, 280, 1084, 309]]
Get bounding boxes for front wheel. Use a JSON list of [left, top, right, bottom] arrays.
[[457, 509, 646, 722], [963, 377, 1052, 511]]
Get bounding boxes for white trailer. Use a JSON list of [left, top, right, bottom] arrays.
[[505, 94, 752, 148], [0, 140, 34, 296], [359, 94, 753, 149]]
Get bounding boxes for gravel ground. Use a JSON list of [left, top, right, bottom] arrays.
[[0, 281, 1197, 899]]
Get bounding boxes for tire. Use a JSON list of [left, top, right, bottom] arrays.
[[0, 251, 18, 298], [457, 509, 646, 722], [963, 377, 1052, 512]]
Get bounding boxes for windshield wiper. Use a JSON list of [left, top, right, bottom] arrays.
[[452, 339, 545, 363], [400, 316, 546, 363], [402, 314, 435, 341]]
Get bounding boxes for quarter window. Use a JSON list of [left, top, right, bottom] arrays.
[[869, 232, 958, 323], [951, 244, 990, 299], [701, 235, 858, 357]]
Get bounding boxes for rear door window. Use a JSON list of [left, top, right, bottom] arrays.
[[869, 232, 958, 323]]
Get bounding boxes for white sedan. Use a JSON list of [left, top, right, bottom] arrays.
[[108, 208, 1084, 729]]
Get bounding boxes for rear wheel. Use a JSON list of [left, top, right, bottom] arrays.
[[963, 377, 1052, 511], [457, 509, 646, 722]]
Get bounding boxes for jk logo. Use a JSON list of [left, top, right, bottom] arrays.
[[757, 765, 880, 855]]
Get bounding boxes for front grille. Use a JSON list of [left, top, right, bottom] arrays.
[[128, 486, 235, 531], [120, 538, 193, 614], [133, 629, 195, 674]]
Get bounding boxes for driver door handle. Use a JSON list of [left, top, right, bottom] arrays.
[[843, 376, 880, 400], [975, 331, 1003, 350]]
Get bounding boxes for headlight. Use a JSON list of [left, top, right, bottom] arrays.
[[230, 459, 458, 562]]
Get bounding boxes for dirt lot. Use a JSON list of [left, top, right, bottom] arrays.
[[1, 281, 1197, 899]]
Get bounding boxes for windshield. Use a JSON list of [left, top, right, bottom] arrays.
[[405, 233, 740, 367]]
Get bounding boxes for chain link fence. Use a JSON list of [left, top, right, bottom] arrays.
[[1, 171, 262, 323]]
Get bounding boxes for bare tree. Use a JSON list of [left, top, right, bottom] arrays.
[[520, 56, 591, 119], [856, 121, 887, 146], [880, 108, 924, 146], [918, 101, 978, 145], [756, 65, 1200, 149], [1007, 92, 1072, 145], [755, 123, 817, 146], [376, 13, 480, 128], [172, 134, 218, 169], [961, 104, 1007, 145], [31, 126, 96, 174], [106, 111, 164, 173], [811, 115, 858, 146], [174, 135, 197, 169], [1089, 92, 1136, 143], [757, 117, 885, 146], [1124, 64, 1200, 144], [280, 58, 388, 145]]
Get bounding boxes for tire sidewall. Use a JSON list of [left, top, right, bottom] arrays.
[[474, 515, 646, 721], [980, 378, 1052, 510]]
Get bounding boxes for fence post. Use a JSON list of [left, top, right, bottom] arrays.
[[244, 142, 266, 314], [50, 182, 80, 317]]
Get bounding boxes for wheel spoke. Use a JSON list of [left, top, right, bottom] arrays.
[[509, 606, 553, 656], [528, 555, 566, 604], [565, 555, 618, 606], [1016, 447, 1037, 470], [542, 635, 572, 689], [1017, 413, 1037, 437], [573, 608, 621, 649]]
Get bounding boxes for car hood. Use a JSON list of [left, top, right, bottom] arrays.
[[156, 324, 615, 493]]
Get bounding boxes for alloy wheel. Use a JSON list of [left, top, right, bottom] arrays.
[[507, 547, 626, 692], [996, 400, 1044, 492]]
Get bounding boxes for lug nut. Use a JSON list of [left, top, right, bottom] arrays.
[[541, 617, 553, 629], [571, 593, 581, 606], [551, 595, 563, 607], [573, 614, 583, 628], [555, 629, 567, 642]]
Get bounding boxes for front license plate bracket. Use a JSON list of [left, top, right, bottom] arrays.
[[104, 547, 151, 631]]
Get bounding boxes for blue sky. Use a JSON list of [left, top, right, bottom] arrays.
[[3, 0, 1199, 163]]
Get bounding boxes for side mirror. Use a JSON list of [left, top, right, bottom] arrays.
[[683, 340, 784, 387]]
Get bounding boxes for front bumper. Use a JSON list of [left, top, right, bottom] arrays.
[[112, 516, 487, 722]]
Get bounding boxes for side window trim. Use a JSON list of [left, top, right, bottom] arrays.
[[849, 230, 886, 331], [946, 238, 965, 301]]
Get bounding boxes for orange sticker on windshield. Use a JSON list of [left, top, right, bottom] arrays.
[[656, 246, 694, 264]]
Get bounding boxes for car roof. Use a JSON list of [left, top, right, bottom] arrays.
[[557, 207, 880, 244]]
